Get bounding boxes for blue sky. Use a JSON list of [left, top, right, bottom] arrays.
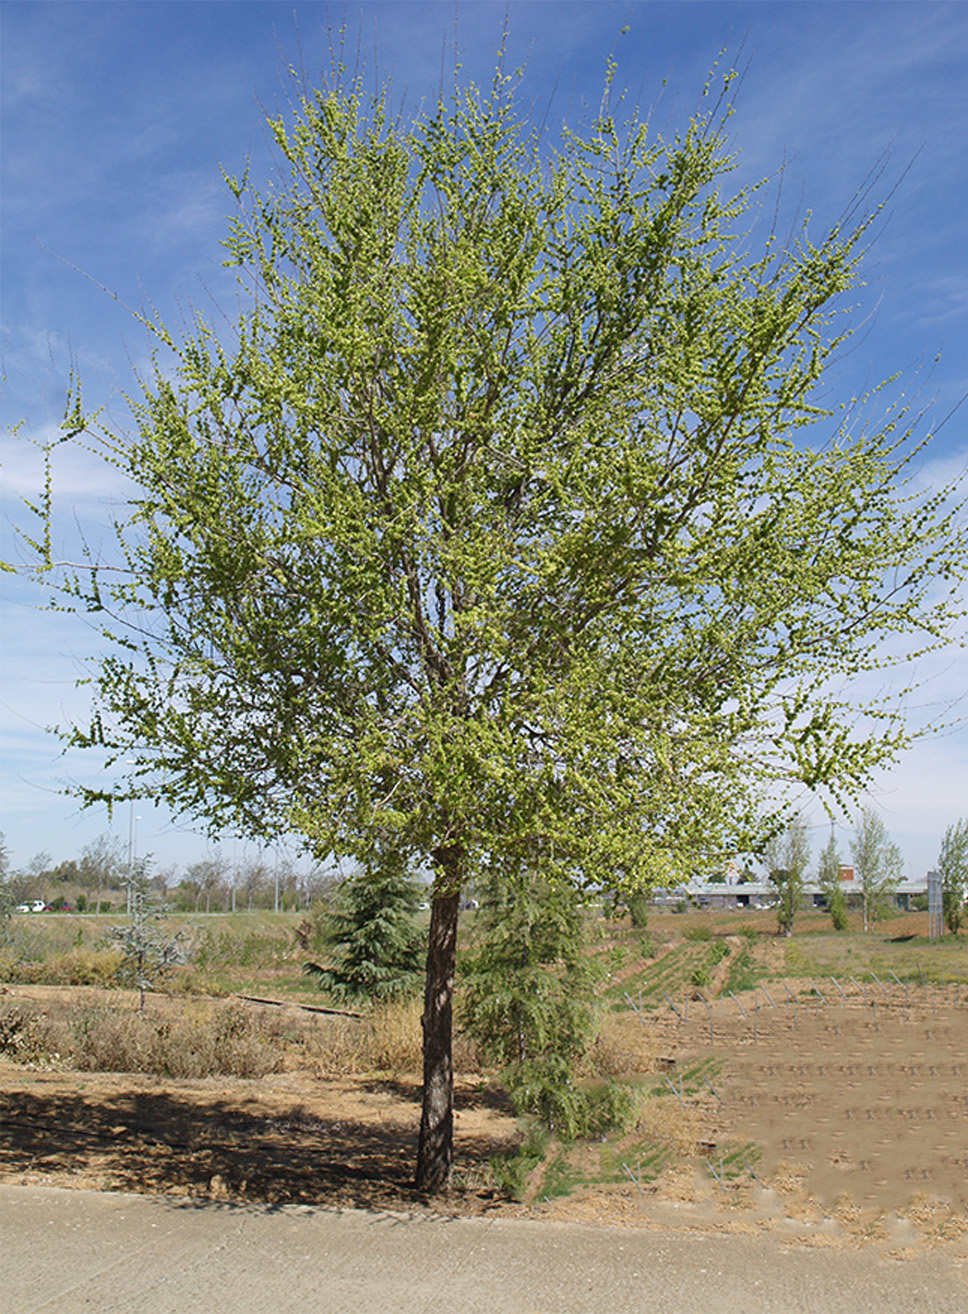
[[2, 1, 966, 880]]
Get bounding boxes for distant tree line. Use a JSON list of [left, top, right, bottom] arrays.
[[0, 832, 341, 914]]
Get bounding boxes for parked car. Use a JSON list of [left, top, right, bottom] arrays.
[[14, 900, 48, 913]]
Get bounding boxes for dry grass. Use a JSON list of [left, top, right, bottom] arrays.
[[634, 1094, 703, 1157], [304, 998, 422, 1077], [0, 949, 124, 987], [305, 996, 479, 1077], [586, 1012, 656, 1077], [0, 995, 282, 1078], [0, 989, 469, 1083], [362, 995, 424, 1072]]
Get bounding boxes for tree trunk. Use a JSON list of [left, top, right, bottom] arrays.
[[415, 884, 460, 1193]]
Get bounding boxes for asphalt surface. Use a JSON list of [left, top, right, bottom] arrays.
[[2, 1184, 967, 1313]]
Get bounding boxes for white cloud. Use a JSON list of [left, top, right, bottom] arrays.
[[1, 423, 132, 504]]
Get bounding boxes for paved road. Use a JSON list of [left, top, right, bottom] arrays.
[[2, 1184, 967, 1313]]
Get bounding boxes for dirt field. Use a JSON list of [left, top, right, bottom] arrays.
[[2, 976, 966, 1256]]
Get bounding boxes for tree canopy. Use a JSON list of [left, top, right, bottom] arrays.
[[23, 65, 966, 1189]]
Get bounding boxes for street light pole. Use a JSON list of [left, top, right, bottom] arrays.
[[126, 800, 135, 914], [123, 760, 138, 915]]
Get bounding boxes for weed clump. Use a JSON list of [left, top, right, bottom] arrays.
[[0, 996, 281, 1077], [587, 1013, 655, 1077], [683, 924, 713, 942]]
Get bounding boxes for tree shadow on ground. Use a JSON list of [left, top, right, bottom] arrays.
[[0, 1086, 511, 1211], [361, 1077, 515, 1116]]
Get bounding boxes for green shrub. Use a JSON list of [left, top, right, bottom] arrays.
[[503, 1054, 591, 1139], [462, 873, 598, 1104], [829, 886, 849, 930], [580, 1079, 640, 1138], [637, 933, 656, 959], [690, 963, 711, 988], [304, 851, 423, 1002], [501, 1054, 641, 1145], [489, 1123, 550, 1201], [627, 892, 650, 928]]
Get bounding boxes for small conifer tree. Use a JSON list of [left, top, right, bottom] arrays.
[[304, 846, 423, 1001], [110, 859, 188, 1010], [461, 865, 600, 1136]]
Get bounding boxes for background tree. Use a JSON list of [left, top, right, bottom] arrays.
[[79, 833, 126, 914], [304, 845, 423, 1002], [851, 807, 903, 931], [189, 856, 228, 914], [627, 890, 651, 929], [3, 851, 54, 907], [238, 854, 273, 912], [817, 829, 849, 930], [764, 816, 810, 937], [23, 68, 966, 1191], [0, 833, 12, 942], [300, 864, 342, 910], [938, 818, 968, 936]]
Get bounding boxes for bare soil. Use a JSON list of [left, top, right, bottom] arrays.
[[1, 980, 966, 1256], [538, 981, 968, 1257]]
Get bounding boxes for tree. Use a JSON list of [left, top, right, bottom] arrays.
[[461, 865, 599, 1136], [627, 890, 651, 928], [21, 66, 966, 1191], [0, 833, 12, 942], [79, 833, 126, 913], [304, 845, 423, 1001], [764, 815, 810, 937], [817, 829, 848, 930], [26, 851, 52, 881], [110, 859, 188, 1010], [851, 807, 902, 931], [238, 854, 273, 911], [938, 818, 968, 936], [184, 856, 228, 914]]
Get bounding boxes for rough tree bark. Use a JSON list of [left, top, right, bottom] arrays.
[[415, 883, 461, 1193]]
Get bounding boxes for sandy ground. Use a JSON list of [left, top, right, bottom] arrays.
[[1, 980, 966, 1257]]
